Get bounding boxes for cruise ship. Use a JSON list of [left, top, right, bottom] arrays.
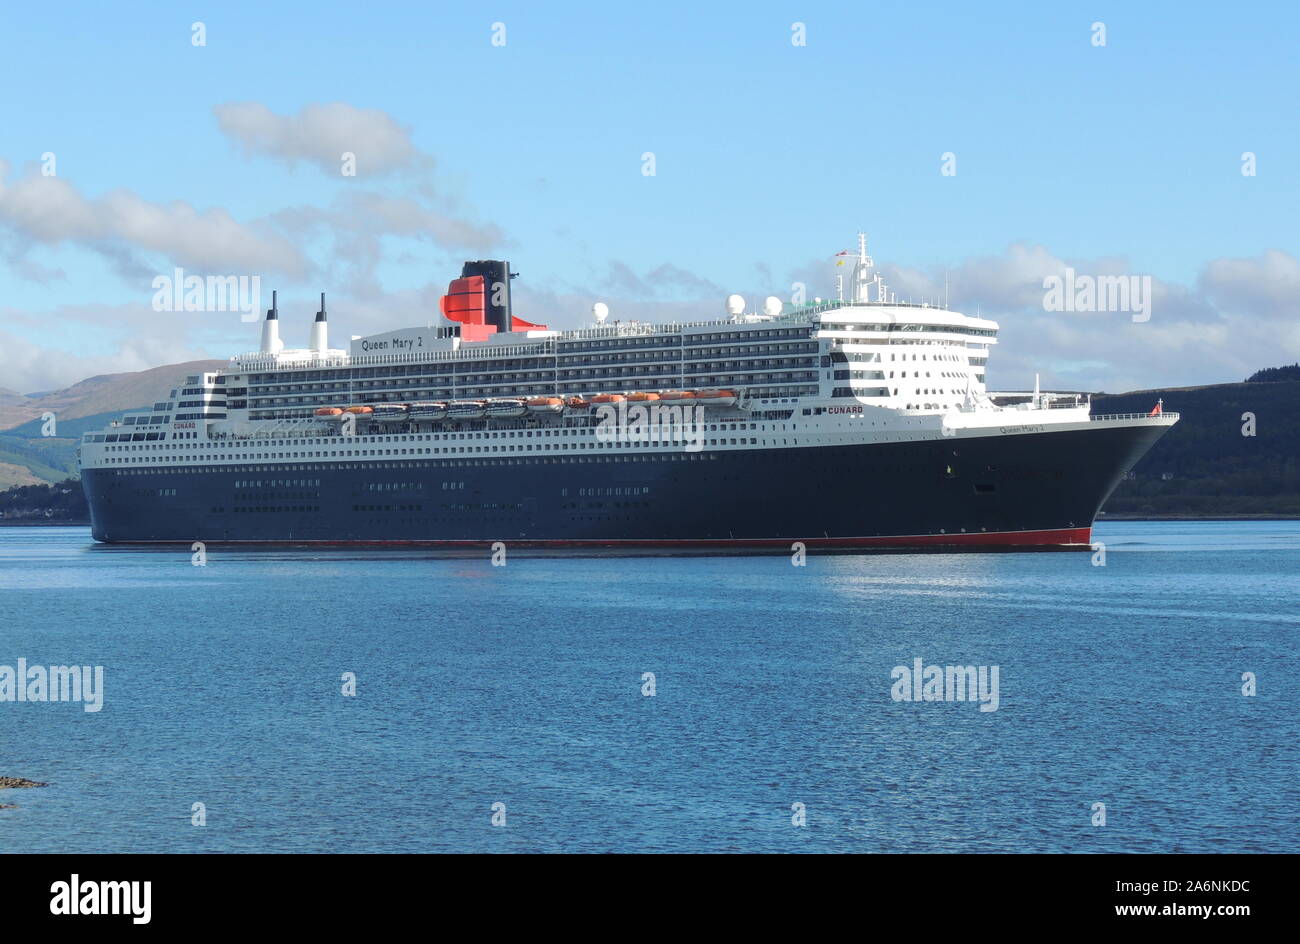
[[77, 237, 1178, 549]]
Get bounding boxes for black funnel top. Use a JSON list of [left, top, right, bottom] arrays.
[[460, 260, 513, 333]]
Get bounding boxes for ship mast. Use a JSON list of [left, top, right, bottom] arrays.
[[852, 232, 874, 304], [849, 231, 889, 304]]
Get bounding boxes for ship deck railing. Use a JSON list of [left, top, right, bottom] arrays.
[[230, 311, 825, 374], [1089, 412, 1180, 421]]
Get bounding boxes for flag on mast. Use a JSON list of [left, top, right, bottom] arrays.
[[1148, 399, 1163, 416]]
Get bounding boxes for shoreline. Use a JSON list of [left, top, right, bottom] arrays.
[[0, 520, 90, 527]]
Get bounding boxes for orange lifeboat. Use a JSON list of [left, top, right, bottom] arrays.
[[344, 405, 374, 414], [693, 388, 738, 406], [627, 392, 660, 402], [526, 396, 565, 414], [659, 390, 696, 401], [565, 396, 590, 410], [590, 393, 626, 404], [314, 407, 344, 416]]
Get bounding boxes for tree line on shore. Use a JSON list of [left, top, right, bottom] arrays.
[[0, 478, 87, 521]]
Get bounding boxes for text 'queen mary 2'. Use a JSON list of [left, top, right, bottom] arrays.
[[78, 237, 1177, 550]]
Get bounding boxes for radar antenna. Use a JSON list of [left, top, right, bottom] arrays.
[[852, 231, 876, 304]]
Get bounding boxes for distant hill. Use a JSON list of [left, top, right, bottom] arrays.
[[0, 387, 30, 412], [2, 409, 149, 441], [0, 435, 77, 484], [1245, 363, 1300, 383], [0, 461, 44, 491], [1095, 379, 1300, 516], [0, 411, 133, 486], [0, 360, 223, 484], [0, 359, 225, 430]]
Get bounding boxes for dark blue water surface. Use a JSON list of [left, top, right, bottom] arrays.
[[1, 521, 1296, 853]]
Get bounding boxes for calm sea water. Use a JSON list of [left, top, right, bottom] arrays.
[[0, 521, 1296, 853]]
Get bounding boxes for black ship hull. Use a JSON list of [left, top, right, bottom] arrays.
[[81, 421, 1168, 550]]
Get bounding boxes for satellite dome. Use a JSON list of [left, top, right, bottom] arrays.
[[592, 302, 609, 324], [763, 296, 782, 317], [725, 294, 746, 316]]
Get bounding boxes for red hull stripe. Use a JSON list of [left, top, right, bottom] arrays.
[[115, 527, 1093, 549]]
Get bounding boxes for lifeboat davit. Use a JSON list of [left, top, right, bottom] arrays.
[[314, 407, 344, 417], [371, 404, 409, 422], [486, 398, 528, 418], [659, 390, 696, 401], [344, 405, 374, 415], [447, 400, 486, 419], [409, 401, 448, 419], [526, 396, 565, 414], [627, 392, 660, 402], [693, 388, 738, 406], [590, 393, 626, 404]]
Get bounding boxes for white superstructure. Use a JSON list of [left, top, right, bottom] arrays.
[[77, 235, 1176, 473]]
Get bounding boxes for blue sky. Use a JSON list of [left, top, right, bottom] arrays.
[[1, 1, 1297, 392]]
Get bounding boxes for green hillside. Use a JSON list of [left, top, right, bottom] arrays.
[[1094, 379, 1300, 516], [2, 408, 146, 440], [0, 435, 79, 482], [0, 409, 143, 485]]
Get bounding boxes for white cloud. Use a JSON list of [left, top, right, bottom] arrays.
[[780, 244, 1300, 391], [1199, 249, 1300, 321], [0, 322, 213, 396], [6, 103, 1296, 402], [598, 260, 725, 301], [213, 102, 428, 177], [267, 189, 504, 296], [886, 245, 1298, 391], [0, 166, 307, 279], [9, 243, 1296, 397]]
